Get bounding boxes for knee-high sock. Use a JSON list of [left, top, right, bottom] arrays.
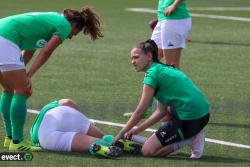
[[10, 93, 27, 142], [0, 92, 13, 137]]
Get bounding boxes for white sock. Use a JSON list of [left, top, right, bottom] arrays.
[[173, 136, 194, 152]]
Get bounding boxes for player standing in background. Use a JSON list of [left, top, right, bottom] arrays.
[[124, 0, 192, 118], [151, 0, 192, 69], [0, 6, 103, 151]]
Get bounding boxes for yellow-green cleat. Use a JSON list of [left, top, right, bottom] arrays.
[[114, 140, 142, 154], [9, 140, 42, 152], [91, 144, 123, 158], [3, 137, 11, 148]]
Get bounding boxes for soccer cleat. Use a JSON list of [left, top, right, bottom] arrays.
[[3, 137, 11, 148], [114, 140, 142, 154], [189, 131, 205, 159], [9, 140, 42, 152], [91, 144, 123, 158]]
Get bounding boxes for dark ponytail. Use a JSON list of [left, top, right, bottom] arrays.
[[62, 6, 103, 40], [136, 39, 159, 63]]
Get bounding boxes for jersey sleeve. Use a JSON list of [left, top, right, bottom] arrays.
[[143, 71, 158, 90], [53, 19, 72, 42]]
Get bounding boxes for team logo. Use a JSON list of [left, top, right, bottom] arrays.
[[36, 39, 47, 48], [168, 42, 174, 47], [160, 131, 166, 137], [24, 153, 33, 161]]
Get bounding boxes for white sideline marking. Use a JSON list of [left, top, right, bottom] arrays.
[[28, 109, 250, 149], [189, 7, 250, 11], [125, 8, 250, 22]]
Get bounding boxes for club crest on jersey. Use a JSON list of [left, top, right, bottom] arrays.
[[36, 39, 47, 48]]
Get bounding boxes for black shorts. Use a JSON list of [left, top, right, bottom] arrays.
[[155, 113, 210, 146]]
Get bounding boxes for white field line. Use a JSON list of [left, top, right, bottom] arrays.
[[28, 109, 250, 149], [189, 7, 250, 11], [125, 8, 250, 22]]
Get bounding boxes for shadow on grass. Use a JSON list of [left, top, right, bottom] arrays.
[[191, 40, 250, 47]]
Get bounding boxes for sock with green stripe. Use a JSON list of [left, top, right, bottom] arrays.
[[10, 93, 28, 143], [102, 135, 115, 143], [0, 91, 13, 138]]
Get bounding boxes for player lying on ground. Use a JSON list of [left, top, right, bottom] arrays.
[[30, 99, 123, 158], [113, 39, 210, 159]]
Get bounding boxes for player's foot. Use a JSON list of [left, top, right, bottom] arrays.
[[3, 137, 11, 148], [9, 140, 42, 152], [114, 140, 142, 154], [91, 144, 123, 158], [189, 131, 205, 159]]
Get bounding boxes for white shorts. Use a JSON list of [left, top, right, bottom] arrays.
[[151, 18, 192, 49], [38, 106, 91, 152], [0, 36, 25, 71]]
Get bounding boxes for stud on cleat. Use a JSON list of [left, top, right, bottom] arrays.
[[105, 146, 123, 157]]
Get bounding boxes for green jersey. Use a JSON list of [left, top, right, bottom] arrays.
[[30, 100, 60, 145], [143, 63, 209, 120], [0, 12, 72, 50], [158, 0, 190, 21]]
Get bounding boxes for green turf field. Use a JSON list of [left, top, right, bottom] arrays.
[[0, 0, 250, 166]]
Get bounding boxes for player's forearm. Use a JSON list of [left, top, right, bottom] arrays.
[[136, 110, 164, 133], [27, 50, 52, 78]]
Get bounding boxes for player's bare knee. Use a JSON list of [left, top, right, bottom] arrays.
[[15, 88, 32, 97], [3, 88, 14, 94], [141, 146, 156, 157]]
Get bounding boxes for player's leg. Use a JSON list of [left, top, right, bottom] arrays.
[[0, 72, 14, 147], [163, 48, 182, 69], [141, 126, 192, 157], [141, 103, 186, 157], [183, 113, 209, 158], [72, 132, 122, 157], [161, 19, 191, 69], [2, 69, 31, 145], [87, 124, 105, 138], [59, 98, 105, 138], [38, 107, 122, 157]]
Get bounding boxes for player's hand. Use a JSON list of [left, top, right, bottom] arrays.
[[164, 5, 176, 16], [26, 77, 32, 97], [112, 130, 126, 145], [125, 128, 139, 140]]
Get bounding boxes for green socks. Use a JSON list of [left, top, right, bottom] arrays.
[[10, 93, 28, 143], [102, 135, 115, 143], [0, 92, 13, 137]]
